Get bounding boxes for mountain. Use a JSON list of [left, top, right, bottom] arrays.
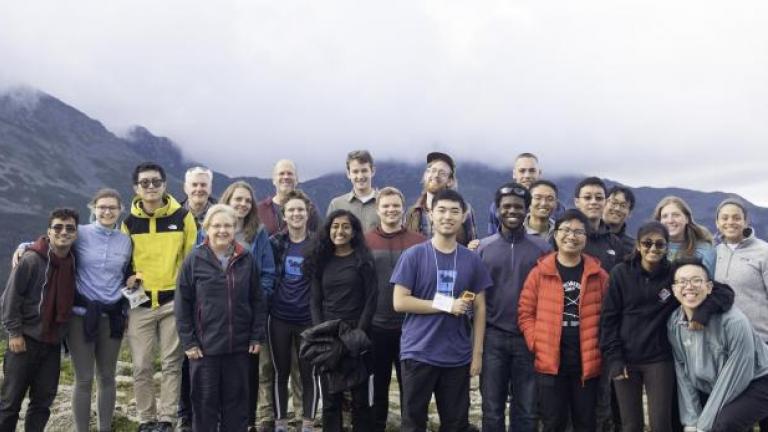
[[2, 87, 766, 285]]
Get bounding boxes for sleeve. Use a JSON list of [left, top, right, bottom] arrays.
[[182, 212, 198, 258], [487, 201, 499, 236], [464, 207, 478, 243], [310, 276, 324, 325], [252, 229, 276, 297], [120, 221, 136, 278], [697, 316, 758, 431], [600, 266, 627, 378], [670, 331, 703, 428], [518, 265, 541, 351], [2, 257, 34, 337], [326, 197, 337, 217], [174, 255, 199, 351], [356, 261, 378, 331], [691, 282, 734, 326], [249, 256, 267, 344], [389, 247, 417, 290], [698, 245, 717, 279]]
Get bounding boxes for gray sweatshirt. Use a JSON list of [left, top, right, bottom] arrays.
[[714, 229, 768, 342], [668, 307, 768, 432]]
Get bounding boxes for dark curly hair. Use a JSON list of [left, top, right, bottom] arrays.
[[302, 209, 373, 281]]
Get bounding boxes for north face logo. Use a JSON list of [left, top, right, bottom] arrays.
[[168, 224, 178, 230]]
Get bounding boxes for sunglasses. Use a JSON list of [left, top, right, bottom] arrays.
[[50, 224, 77, 234], [499, 186, 527, 197], [136, 178, 164, 189], [640, 239, 667, 250]]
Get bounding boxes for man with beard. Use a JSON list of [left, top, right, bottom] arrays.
[[405, 152, 477, 246], [477, 183, 551, 431]]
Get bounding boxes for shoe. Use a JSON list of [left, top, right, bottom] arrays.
[[176, 417, 192, 432], [155, 421, 173, 432], [467, 425, 480, 432], [137, 423, 156, 432], [257, 421, 275, 432]]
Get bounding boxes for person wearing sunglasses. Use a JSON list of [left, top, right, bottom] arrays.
[[668, 258, 768, 432], [122, 162, 198, 432], [600, 222, 733, 432], [518, 209, 609, 432], [0, 208, 80, 431]]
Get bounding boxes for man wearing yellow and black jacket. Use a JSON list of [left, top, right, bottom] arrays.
[[121, 162, 197, 432]]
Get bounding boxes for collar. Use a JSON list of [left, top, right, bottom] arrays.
[[346, 189, 377, 204]]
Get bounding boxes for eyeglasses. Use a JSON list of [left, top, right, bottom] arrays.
[[557, 227, 587, 237], [578, 194, 605, 202], [50, 224, 77, 234], [209, 223, 235, 230], [532, 194, 556, 203], [673, 277, 707, 289], [136, 178, 164, 189], [425, 168, 451, 179], [498, 186, 527, 197], [95, 205, 120, 213], [640, 239, 667, 250], [608, 199, 630, 210]]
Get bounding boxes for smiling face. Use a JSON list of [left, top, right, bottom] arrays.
[[513, 157, 541, 189], [603, 191, 631, 227], [183, 172, 212, 208], [330, 215, 354, 248], [93, 197, 121, 228], [574, 185, 606, 223], [423, 160, 454, 194], [134, 169, 166, 205], [497, 195, 526, 233], [347, 159, 375, 196], [429, 199, 464, 237], [659, 203, 688, 242], [638, 232, 667, 270], [272, 160, 297, 196], [377, 194, 404, 228], [529, 184, 557, 220], [717, 204, 747, 243], [555, 218, 587, 256], [672, 264, 713, 314], [283, 198, 308, 231], [228, 187, 253, 221], [207, 212, 236, 251], [48, 217, 78, 251]]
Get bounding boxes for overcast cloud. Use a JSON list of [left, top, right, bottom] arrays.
[[2, 1, 767, 204]]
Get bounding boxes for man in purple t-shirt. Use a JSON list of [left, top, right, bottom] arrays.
[[391, 189, 492, 432]]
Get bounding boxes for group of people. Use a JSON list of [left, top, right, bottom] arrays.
[[1, 150, 767, 432]]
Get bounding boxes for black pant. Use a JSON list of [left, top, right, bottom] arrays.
[[248, 352, 260, 425], [538, 373, 598, 432], [179, 356, 192, 422], [268, 316, 318, 420], [401, 359, 470, 432], [371, 326, 402, 432], [320, 375, 373, 432], [0, 337, 61, 432], [190, 352, 250, 432], [613, 361, 674, 432], [710, 374, 768, 432]]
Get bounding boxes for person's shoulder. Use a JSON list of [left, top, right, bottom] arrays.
[[523, 233, 551, 251]]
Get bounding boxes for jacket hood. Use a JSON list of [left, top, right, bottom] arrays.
[[130, 194, 183, 219], [714, 226, 756, 247], [536, 251, 604, 277], [29, 236, 50, 259]]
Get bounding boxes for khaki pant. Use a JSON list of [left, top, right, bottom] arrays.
[[127, 301, 183, 423]]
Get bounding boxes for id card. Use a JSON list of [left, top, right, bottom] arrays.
[[432, 269, 457, 312]]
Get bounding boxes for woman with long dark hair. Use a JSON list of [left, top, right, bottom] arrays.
[[303, 209, 377, 432]]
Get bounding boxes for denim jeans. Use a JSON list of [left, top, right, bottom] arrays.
[[480, 327, 537, 432]]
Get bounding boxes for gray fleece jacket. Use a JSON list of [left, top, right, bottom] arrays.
[[714, 229, 768, 342], [668, 306, 768, 432]]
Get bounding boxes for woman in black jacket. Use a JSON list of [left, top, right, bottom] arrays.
[[599, 221, 733, 432], [175, 204, 266, 432], [303, 209, 377, 432]]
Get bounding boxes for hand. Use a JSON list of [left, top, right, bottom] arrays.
[[185, 347, 203, 360], [688, 321, 704, 331], [249, 343, 261, 355], [126, 275, 138, 289], [450, 299, 471, 316], [470, 352, 482, 376], [613, 366, 629, 381], [11, 248, 25, 268], [8, 335, 26, 353], [467, 239, 480, 252]]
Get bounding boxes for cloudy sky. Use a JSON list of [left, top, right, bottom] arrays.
[[2, 1, 767, 204]]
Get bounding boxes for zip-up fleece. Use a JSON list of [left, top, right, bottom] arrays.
[[175, 242, 266, 355], [477, 227, 551, 334], [518, 253, 609, 380], [600, 258, 734, 378], [1, 245, 75, 343], [121, 194, 197, 308], [584, 221, 627, 273], [715, 228, 768, 342]]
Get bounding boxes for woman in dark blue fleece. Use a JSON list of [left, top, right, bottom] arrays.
[[600, 222, 733, 432], [304, 209, 377, 432], [175, 204, 266, 432]]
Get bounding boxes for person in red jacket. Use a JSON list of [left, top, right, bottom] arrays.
[[518, 209, 609, 432]]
